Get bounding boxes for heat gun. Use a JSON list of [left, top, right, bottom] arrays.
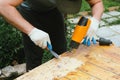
[[70, 16, 91, 48], [69, 16, 112, 49]]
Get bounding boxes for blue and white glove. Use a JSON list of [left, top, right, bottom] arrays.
[[82, 17, 99, 46], [28, 28, 51, 49]]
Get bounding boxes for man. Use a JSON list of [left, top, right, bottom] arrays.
[[0, 0, 104, 71]]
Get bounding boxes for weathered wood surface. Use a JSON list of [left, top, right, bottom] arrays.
[[15, 44, 120, 80]]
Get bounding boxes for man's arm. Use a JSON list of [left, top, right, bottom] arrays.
[[82, 0, 104, 46], [0, 0, 34, 34], [87, 0, 104, 20], [0, 0, 51, 49]]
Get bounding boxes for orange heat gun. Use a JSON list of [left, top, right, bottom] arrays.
[[70, 16, 91, 49]]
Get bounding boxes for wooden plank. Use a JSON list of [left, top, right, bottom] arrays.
[[57, 45, 120, 80], [78, 62, 119, 80], [58, 62, 119, 80], [80, 45, 120, 75], [88, 51, 120, 75], [15, 44, 120, 80], [55, 71, 99, 80]]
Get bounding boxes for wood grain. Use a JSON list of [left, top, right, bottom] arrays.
[[15, 44, 120, 80]]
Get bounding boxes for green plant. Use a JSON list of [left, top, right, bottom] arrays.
[[80, 0, 91, 12], [42, 50, 53, 63], [103, 0, 120, 11], [0, 17, 23, 68]]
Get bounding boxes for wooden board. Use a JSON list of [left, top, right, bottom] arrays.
[[15, 44, 120, 80]]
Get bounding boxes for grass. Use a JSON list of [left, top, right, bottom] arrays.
[[103, 0, 120, 11], [80, 0, 120, 12], [80, 0, 90, 12]]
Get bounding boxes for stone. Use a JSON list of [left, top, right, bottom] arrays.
[[107, 11, 120, 16], [108, 6, 120, 11], [110, 25, 120, 33], [78, 11, 90, 16], [0, 70, 1, 75], [101, 13, 112, 19], [0, 63, 26, 78], [67, 17, 79, 24], [96, 27, 118, 37], [105, 17, 118, 23], [107, 35, 120, 47]]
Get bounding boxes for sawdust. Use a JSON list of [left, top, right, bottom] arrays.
[[38, 57, 83, 80]]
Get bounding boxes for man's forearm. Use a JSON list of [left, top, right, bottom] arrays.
[[0, 4, 34, 35], [91, 1, 104, 21]]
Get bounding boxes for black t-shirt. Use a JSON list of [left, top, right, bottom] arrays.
[[21, 0, 82, 14], [21, 0, 56, 12]]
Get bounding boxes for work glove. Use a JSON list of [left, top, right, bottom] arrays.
[[28, 28, 51, 49], [82, 17, 100, 46]]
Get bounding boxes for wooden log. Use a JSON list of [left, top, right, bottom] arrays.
[[15, 44, 120, 80]]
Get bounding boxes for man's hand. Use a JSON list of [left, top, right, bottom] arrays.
[[28, 28, 51, 49], [82, 17, 99, 46]]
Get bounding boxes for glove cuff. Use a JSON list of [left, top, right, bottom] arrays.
[[28, 28, 38, 36], [91, 17, 100, 24]]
